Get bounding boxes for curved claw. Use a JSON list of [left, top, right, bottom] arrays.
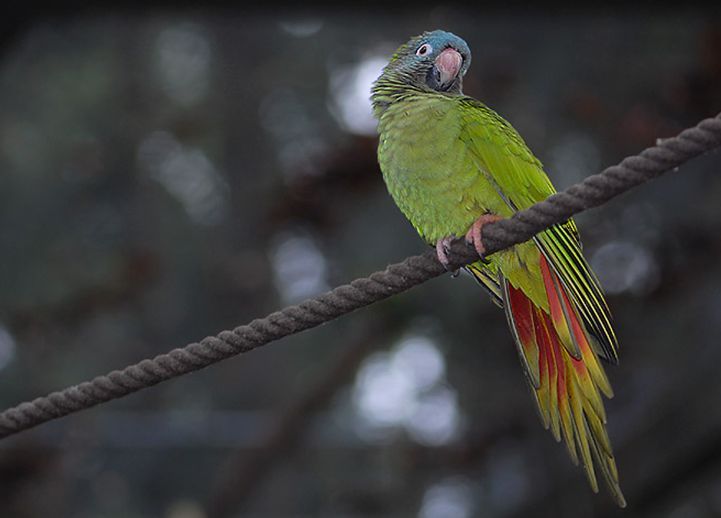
[[435, 236, 460, 276]]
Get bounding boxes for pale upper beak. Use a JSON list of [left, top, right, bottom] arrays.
[[434, 47, 463, 87]]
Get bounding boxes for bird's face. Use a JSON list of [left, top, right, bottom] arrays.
[[387, 30, 471, 94]]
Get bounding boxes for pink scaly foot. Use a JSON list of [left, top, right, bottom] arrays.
[[435, 236, 461, 276], [435, 236, 455, 270], [465, 214, 503, 260]]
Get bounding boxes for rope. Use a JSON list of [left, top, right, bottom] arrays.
[[1, 113, 720, 440]]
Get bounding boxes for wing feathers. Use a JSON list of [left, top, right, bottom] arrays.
[[456, 97, 623, 505], [458, 99, 618, 364], [466, 263, 504, 308], [536, 227, 618, 364]]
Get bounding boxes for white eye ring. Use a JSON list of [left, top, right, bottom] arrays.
[[416, 43, 432, 56]]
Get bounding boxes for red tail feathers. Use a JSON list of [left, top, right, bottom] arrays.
[[503, 254, 625, 506]]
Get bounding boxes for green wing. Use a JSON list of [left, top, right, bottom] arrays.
[[457, 98, 618, 363]]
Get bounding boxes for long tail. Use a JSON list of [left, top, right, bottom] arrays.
[[470, 253, 625, 506]]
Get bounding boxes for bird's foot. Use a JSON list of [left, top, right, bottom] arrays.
[[435, 236, 460, 276], [465, 214, 503, 262]]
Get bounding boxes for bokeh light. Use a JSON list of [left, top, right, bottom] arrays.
[[352, 333, 462, 445], [138, 130, 229, 225], [154, 23, 212, 106], [591, 240, 660, 295], [419, 477, 474, 518], [270, 230, 329, 304], [328, 55, 387, 136]]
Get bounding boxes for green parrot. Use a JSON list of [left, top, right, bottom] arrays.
[[371, 30, 625, 506]]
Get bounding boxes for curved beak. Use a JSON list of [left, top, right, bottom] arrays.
[[435, 47, 463, 88]]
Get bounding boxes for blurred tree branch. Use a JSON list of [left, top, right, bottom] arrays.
[[4, 250, 158, 336]]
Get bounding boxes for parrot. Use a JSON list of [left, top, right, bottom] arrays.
[[371, 30, 625, 506]]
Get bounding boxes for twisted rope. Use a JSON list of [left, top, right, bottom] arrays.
[[1, 113, 720, 439]]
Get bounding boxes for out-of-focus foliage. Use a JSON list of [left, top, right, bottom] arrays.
[[1, 8, 720, 518]]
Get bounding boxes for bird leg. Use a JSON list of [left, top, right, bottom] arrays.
[[465, 214, 503, 260]]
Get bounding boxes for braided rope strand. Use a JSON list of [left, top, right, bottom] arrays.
[[0, 112, 719, 439]]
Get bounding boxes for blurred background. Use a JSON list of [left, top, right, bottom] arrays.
[[1, 6, 720, 518]]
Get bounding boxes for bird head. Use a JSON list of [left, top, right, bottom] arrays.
[[379, 30, 471, 94]]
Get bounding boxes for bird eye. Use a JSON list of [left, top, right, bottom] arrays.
[[416, 43, 431, 56]]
